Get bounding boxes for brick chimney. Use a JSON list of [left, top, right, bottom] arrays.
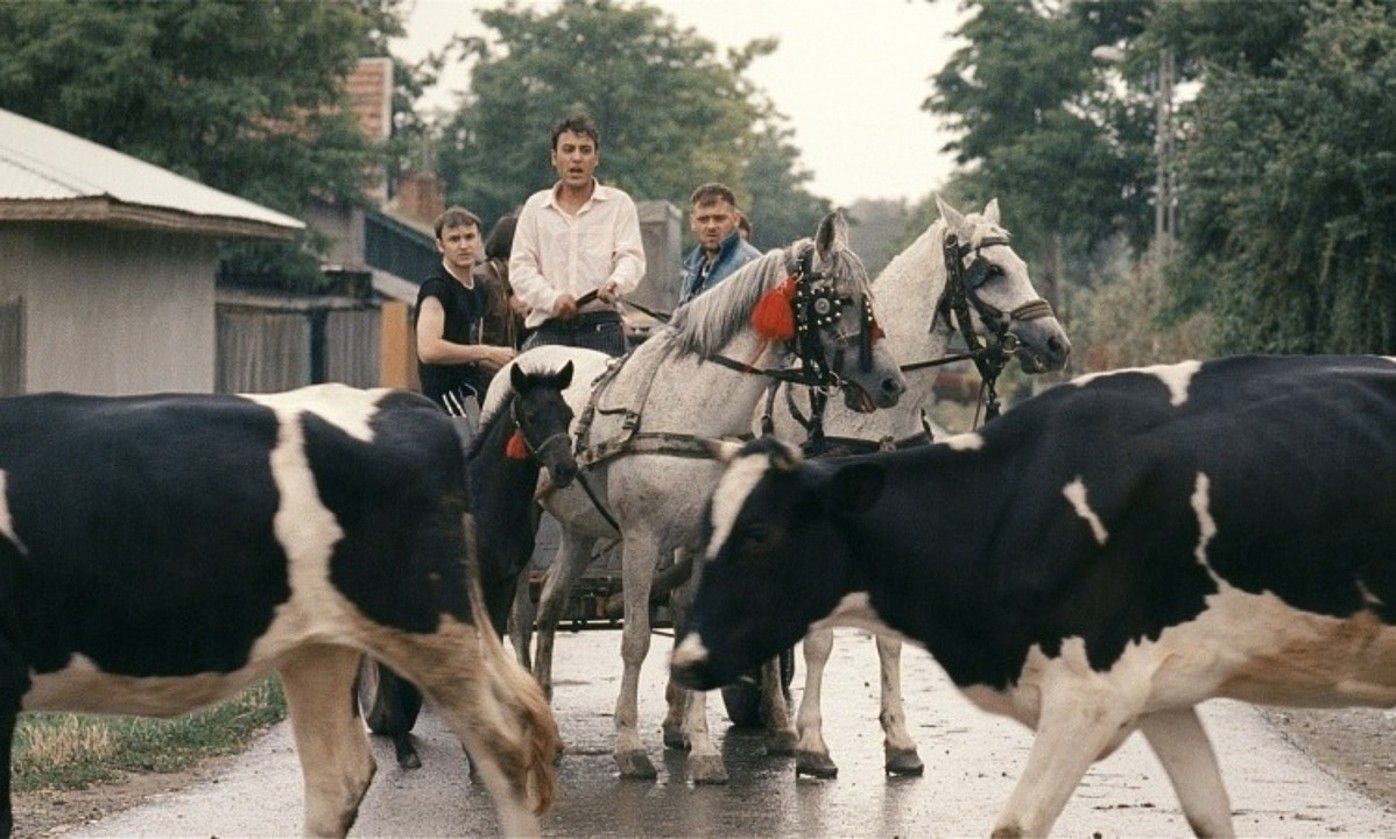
[[394, 171, 446, 228]]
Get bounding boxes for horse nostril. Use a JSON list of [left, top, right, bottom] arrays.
[[1048, 335, 1071, 360], [882, 377, 903, 395]]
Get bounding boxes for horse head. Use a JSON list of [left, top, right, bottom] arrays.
[[782, 211, 907, 413], [935, 196, 1071, 373], [507, 361, 578, 488]]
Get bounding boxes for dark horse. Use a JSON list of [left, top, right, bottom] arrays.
[[358, 362, 577, 768]]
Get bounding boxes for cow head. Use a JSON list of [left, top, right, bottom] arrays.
[[508, 361, 577, 488], [671, 438, 885, 690]]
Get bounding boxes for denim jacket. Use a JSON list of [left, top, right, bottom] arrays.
[[679, 231, 763, 304]]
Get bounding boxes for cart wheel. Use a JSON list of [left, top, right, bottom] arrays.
[[356, 656, 422, 735], [722, 647, 796, 728]]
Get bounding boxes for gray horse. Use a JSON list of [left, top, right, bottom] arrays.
[[497, 212, 906, 783]]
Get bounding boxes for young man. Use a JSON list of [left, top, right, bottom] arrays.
[[509, 113, 646, 357], [678, 183, 762, 305], [415, 207, 516, 420]]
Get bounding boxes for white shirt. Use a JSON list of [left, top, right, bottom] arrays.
[[509, 180, 647, 329]]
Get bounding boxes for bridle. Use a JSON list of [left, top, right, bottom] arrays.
[[509, 397, 571, 462], [899, 231, 1056, 422]]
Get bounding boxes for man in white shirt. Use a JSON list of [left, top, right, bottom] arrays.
[[509, 112, 646, 357]]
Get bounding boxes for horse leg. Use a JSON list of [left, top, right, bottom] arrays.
[[377, 618, 556, 837], [1139, 707, 1234, 838], [794, 628, 838, 778], [532, 528, 594, 700], [507, 572, 534, 670], [875, 634, 923, 775], [278, 645, 376, 838], [614, 534, 660, 779], [0, 635, 29, 837], [661, 547, 692, 751], [758, 657, 798, 755], [990, 679, 1139, 838]]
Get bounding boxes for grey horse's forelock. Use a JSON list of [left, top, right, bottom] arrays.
[[667, 246, 795, 357]]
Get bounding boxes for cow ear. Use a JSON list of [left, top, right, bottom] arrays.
[[825, 462, 885, 516], [556, 360, 574, 389], [509, 362, 527, 392], [703, 438, 744, 463]]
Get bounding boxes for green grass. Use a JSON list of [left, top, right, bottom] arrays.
[[11, 678, 286, 792]]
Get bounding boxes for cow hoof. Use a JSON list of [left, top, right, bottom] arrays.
[[885, 747, 924, 776], [766, 729, 798, 756], [393, 735, 421, 770], [616, 750, 658, 780], [689, 753, 728, 784], [796, 750, 838, 779], [397, 750, 422, 770], [662, 724, 690, 751]]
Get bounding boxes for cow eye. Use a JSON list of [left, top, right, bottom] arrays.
[[739, 521, 773, 548]]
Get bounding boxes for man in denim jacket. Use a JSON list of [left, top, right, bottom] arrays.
[[678, 183, 762, 305]]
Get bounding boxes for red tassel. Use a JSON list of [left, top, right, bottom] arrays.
[[505, 429, 530, 460], [750, 277, 798, 342]]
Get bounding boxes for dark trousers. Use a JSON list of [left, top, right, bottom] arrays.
[[522, 310, 627, 357]]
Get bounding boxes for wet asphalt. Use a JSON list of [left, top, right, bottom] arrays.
[[74, 627, 1396, 837]]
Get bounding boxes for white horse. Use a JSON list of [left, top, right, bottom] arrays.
[[500, 212, 907, 783], [767, 196, 1072, 778]]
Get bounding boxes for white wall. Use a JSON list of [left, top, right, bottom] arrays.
[[0, 223, 217, 394]]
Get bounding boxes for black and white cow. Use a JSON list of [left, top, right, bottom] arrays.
[[0, 385, 557, 837], [673, 355, 1396, 837]]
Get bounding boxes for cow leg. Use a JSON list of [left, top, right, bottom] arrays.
[[795, 628, 838, 778], [507, 572, 534, 670], [532, 528, 595, 701], [278, 645, 376, 839], [615, 535, 659, 779], [758, 658, 797, 756], [875, 635, 923, 775], [0, 636, 29, 838], [990, 683, 1138, 838], [1139, 707, 1234, 838]]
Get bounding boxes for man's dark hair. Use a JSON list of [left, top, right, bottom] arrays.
[[736, 210, 753, 240], [484, 215, 518, 261], [551, 112, 599, 151], [434, 206, 482, 240], [690, 182, 737, 207]]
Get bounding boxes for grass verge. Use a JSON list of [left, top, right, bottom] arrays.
[[11, 677, 286, 792]]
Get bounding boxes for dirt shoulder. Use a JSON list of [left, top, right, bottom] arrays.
[[1261, 707, 1396, 812], [12, 764, 209, 838]]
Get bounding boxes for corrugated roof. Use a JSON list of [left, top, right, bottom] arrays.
[[0, 108, 304, 240]]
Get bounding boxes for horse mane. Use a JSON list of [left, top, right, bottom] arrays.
[[467, 389, 514, 461], [666, 245, 798, 358]]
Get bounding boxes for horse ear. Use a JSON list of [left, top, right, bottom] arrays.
[[815, 210, 849, 258], [823, 462, 885, 516], [509, 362, 527, 392], [935, 194, 966, 232], [556, 360, 574, 390], [703, 438, 744, 463], [983, 198, 1001, 225]]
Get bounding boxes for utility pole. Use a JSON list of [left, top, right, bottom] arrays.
[[1155, 46, 1177, 255]]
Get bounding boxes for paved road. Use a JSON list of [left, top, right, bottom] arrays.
[[73, 628, 1396, 837]]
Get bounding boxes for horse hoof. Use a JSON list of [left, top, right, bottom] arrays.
[[616, 750, 658, 780], [662, 726, 690, 751], [885, 747, 924, 776], [766, 729, 798, 756], [796, 750, 838, 779], [689, 753, 728, 784]]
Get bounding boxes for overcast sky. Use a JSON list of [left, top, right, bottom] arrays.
[[391, 0, 966, 207]]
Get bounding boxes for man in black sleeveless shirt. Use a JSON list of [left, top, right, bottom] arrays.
[[415, 207, 517, 419]]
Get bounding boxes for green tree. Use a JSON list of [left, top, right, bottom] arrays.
[[437, 0, 827, 250], [1166, 0, 1396, 354], [0, 0, 404, 289], [924, 0, 1155, 304]]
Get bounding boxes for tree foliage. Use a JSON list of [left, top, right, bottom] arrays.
[[1166, 0, 1396, 354], [0, 0, 405, 288], [436, 0, 827, 250]]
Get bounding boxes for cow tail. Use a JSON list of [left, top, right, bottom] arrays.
[[463, 513, 560, 814]]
